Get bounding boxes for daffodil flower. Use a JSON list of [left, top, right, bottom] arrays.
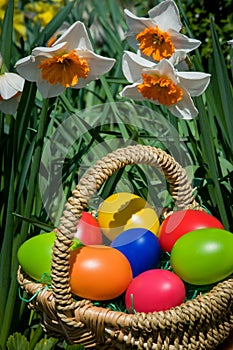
[[124, 0, 201, 63], [0, 72, 25, 114], [15, 21, 116, 98], [120, 51, 210, 119]]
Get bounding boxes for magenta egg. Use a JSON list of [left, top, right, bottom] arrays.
[[125, 269, 186, 313]]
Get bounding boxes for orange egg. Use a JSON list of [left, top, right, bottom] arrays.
[[69, 245, 133, 300], [97, 192, 160, 240]]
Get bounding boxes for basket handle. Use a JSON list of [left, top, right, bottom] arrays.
[[51, 145, 199, 314]]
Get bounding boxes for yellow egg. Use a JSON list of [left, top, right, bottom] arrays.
[[97, 192, 160, 241]]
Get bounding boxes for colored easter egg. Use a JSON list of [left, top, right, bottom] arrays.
[[111, 228, 161, 277], [17, 231, 56, 281], [170, 228, 233, 285], [97, 192, 160, 240], [74, 212, 103, 245], [69, 245, 133, 300], [158, 209, 224, 252], [125, 269, 186, 313]]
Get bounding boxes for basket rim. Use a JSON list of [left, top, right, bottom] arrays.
[[17, 266, 233, 334]]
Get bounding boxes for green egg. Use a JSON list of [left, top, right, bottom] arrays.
[[170, 228, 233, 285], [17, 231, 56, 281]]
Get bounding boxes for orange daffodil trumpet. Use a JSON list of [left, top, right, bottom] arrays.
[[120, 51, 210, 119], [124, 0, 201, 63], [15, 21, 115, 98]]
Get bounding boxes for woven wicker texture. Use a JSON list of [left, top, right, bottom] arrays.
[[17, 145, 233, 349]]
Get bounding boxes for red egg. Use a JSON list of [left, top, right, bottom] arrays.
[[158, 209, 224, 252], [74, 212, 103, 245], [125, 269, 186, 313]]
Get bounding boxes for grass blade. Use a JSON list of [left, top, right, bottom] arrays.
[[210, 17, 233, 150], [0, 0, 14, 69]]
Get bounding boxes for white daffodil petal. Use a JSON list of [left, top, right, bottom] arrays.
[[169, 50, 187, 66], [125, 36, 140, 53], [227, 39, 233, 46], [0, 75, 18, 99], [0, 72, 24, 100], [120, 83, 145, 101], [32, 42, 67, 57], [122, 51, 155, 83], [168, 88, 198, 119], [124, 9, 155, 35], [71, 52, 115, 90], [148, 0, 182, 32], [71, 77, 91, 89], [37, 78, 66, 99], [0, 94, 21, 114], [54, 21, 93, 51], [15, 56, 40, 82], [79, 50, 115, 77], [169, 29, 201, 51], [71, 74, 107, 89], [177, 71, 211, 96], [5, 73, 25, 92], [143, 58, 178, 82]]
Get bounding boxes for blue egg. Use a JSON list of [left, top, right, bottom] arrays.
[[111, 228, 161, 277]]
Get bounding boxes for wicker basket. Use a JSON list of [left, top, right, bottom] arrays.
[[17, 145, 233, 349]]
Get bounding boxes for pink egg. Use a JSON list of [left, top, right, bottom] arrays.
[[125, 269, 186, 313]]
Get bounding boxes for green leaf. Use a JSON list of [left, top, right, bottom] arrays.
[[0, 0, 14, 69], [66, 345, 85, 350], [12, 213, 54, 231], [195, 95, 230, 229], [34, 338, 58, 350], [6, 333, 29, 350], [14, 81, 37, 159], [210, 17, 233, 150]]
